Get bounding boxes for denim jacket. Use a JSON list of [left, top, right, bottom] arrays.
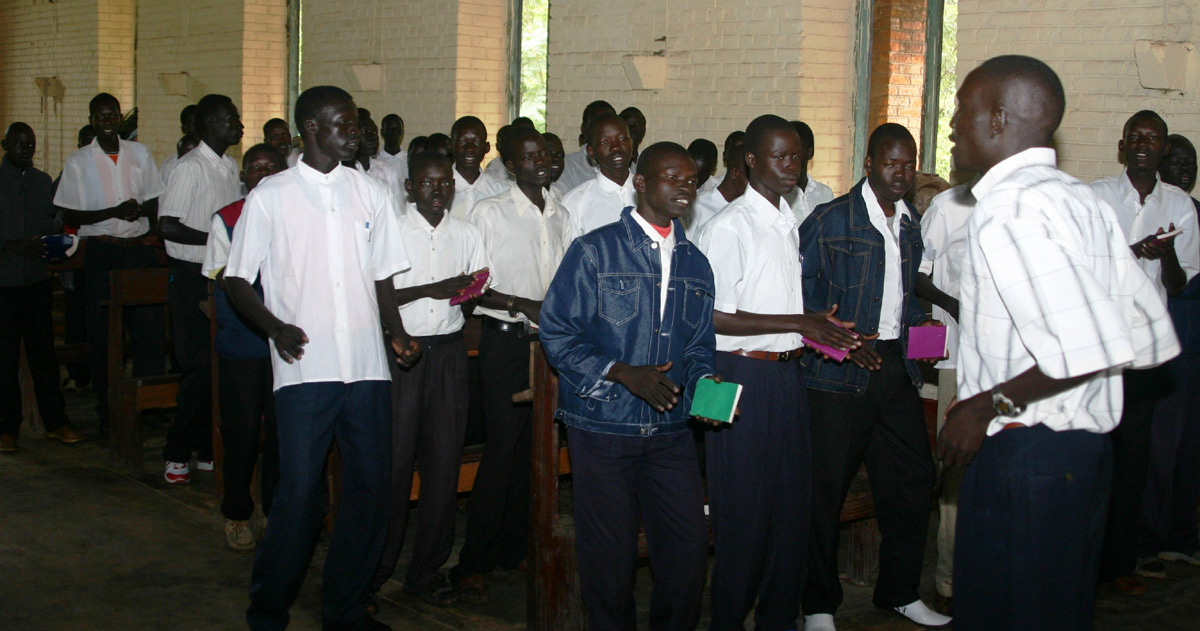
[[541, 207, 716, 436], [799, 179, 928, 394]]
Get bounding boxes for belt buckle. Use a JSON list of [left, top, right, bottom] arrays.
[[777, 350, 792, 362]]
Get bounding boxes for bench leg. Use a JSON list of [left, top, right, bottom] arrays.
[[845, 518, 881, 587]]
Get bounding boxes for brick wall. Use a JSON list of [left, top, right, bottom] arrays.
[[241, 0, 289, 154], [957, 0, 1200, 182], [546, 0, 861, 194], [456, 0, 509, 152], [868, 0, 926, 151]]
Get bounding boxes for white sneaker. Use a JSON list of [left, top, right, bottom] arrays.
[[164, 461, 190, 484], [225, 519, 256, 552], [892, 599, 952, 627], [1159, 550, 1200, 566], [195, 460, 214, 472], [803, 613, 836, 631]]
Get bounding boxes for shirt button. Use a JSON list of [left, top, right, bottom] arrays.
[[874, 296, 879, 301], [650, 243, 658, 250]]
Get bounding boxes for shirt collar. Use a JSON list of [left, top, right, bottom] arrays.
[[192, 140, 227, 166], [0, 154, 30, 178], [455, 167, 486, 190], [88, 137, 121, 156], [972, 147, 1057, 200], [630, 206, 673, 245], [508, 182, 560, 218], [595, 170, 632, 194], [296, 158, 345, 186], [743, 185, 797, 231], [401, 202, 443, 233], [1119, 167, 1164, 204], [860, 179, 912, 225]]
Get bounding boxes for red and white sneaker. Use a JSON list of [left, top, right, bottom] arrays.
[[195, 460, 214, 472], [164, 461, 191, 484]]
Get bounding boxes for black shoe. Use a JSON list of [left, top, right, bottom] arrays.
[[404, 574, 457, 607], [321, 615, 390, 631], [365, 592, 379, 616]]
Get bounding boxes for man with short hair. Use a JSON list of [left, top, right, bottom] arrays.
[[783, 121, 834, 224], [0, 122, 81, 452], [226, 85, 416, 631], [687, 131, 747, 231], [448, 116, 509, 217], [559, 100, 617, 193], [620, 106, 647, 165], [158, 93, 245, 484], [543, 132, 568, 199], [348, 110, 401, 202], [562, 113, 635, 236], [942, 55, 1178, 631], [263, 118, 299, 168], [687, 138, 719, 195], [55, 93, 165, 433], [160, 104, 199, 186]]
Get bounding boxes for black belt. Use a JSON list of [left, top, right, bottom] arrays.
[[481, 315, 536, 336], [412, 331, 464, 349]]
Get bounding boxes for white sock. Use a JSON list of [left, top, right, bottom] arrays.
[[803, 613, 836, 631]]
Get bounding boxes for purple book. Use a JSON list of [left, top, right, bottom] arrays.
[[803, 320, 851, 362], [906, 325, 948, 360], [448, 270, 490, 306]]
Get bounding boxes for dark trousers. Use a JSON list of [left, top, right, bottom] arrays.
[[452, 324, 537, 579], [83, 239, 165, 426], [569, 426, 708, 631], [218, 355, 278, 521], [804, 342, 933, 614], [707, 352, 811, 631], [62, 270, 90, 384], [246, 380, 391, 631], [163, 258, 213, 462], [1100, 365, 1170, 580], [372, 334, 469, 592], [1141, 354, 1200, 557], [0, 280, 69, 436], [955, 425, 1112, 631]]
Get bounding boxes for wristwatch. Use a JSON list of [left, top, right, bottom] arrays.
[[506, 294, 519, 318], [991, 388, 1025, 417]]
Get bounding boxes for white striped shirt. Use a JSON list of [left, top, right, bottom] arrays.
[[957, 148, 1179, 436], [159, 142, 241, 263]]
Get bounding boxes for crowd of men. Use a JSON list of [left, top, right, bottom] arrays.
[[2, 53, 1198, 631]]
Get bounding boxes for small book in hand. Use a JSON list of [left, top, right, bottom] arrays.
[[803, 320, 851, 362], [41, 234, 79, 263], [449, 269, 490, 306], [689, 377, 743, 424], [906, 325, 948, 360]]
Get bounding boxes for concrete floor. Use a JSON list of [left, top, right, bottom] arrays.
[[4, 389, 1200, 630]]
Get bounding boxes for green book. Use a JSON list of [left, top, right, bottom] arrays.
[[689, 377, 743, 424]]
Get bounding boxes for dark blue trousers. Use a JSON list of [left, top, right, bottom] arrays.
[[706, 352, 811, 631], [246, 380, 391, 631], [1141, 354, 1200, 557], [569, 426, 709, 631], [955, 424, 1112, 631]]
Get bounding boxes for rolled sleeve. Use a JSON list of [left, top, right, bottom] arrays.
[[202, 213, 230, 279], [225, 194, 272, 283]]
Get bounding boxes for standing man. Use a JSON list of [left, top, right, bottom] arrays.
[[225, 86, 416, 631], [263, 118, 300, 168], [0, 122, 81, 452], [696, 115, 862, 631], [55, 93, 165, 433], [783, 121, 834, 224], [450, 127, 569, 603], [941, 55, 1178, 631], [1090, 111, 1200, 592], [687, 131, 746, 231], [559, 100, 617, 193], [379, 113, 407, 184], [158, 93, 244, 483], [448, 116, 509, 217], [800, 123, 949, 631], [562, 113, 635, 236], [540, 142, 715, 630], [348, 110, 401, 201], [620, 107, 647, 165]]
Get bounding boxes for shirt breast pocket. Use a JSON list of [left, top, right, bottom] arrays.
[[682, 279, 713, 329], [825, 239, 871, 290], [356, 221, 374, 270], [598, 275, 640, 326]]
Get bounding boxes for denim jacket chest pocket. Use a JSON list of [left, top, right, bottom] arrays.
[[824, 238, 875, 291], [681, 278, 713, 329], [598, 274, 640, 325]]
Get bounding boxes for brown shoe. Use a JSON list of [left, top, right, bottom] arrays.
[[453, 574, 490, 604], [45, 425, 84, 444], [0, 434, 17, 452], [1112, 576, 1147, 595]]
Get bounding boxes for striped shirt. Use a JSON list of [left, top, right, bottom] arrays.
[[957, 148, 1179, 436], [159, 142, 240, 263]]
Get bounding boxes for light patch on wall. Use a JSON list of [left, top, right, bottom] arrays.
[[158, 72, 191, 97], [622, 55, 667, 91], [1134, 40, 1194, 92], [345, 63, 385, 92]]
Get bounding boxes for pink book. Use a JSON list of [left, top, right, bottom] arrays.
[[906, 325, 948, 360], [803, 320, 851, 362], [449, 270, 490, 306]]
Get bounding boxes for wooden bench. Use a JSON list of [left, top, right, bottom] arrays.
[[107, 267, 180, 476]]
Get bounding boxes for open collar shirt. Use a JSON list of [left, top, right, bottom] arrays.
[[558, 145, 597, 193], [562, 170, 637, 238], [224, 161, 410, 390], [53, 138, 163, 238], [861, 180, 910, 341], [449, 167, 509, 218], [784, 176, 835, 225], [918, 184, 976, 369], [159, 141, 240, 263], [1090, 169, 1200, 303], [469, 183, 572, 325], [696, 186, 804, 353], [687, 185, 737, 233], [957, 148, 1179, 436], [629, 207, 676, 319]]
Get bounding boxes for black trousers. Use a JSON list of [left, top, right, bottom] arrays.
[[570, 426, 708, 631], [372, 334, 469, 592], [1100, 365, 1170, 580], [218, 355, 278, 521], [1142, 354, 1200, 557], [83, 239, 165, 426], [955, 425, 1112, 631], [247, 380, 391, 631], [451, 324, 536, 579], [803, 341, 934, 614], [163, 258, 213, 462], [62, 269, 90, 384], [707, 352, 811, 631], [0, 280, 69, 436]]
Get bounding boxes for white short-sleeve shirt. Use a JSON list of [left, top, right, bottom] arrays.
[[159, 142, 241, 263], [469, 183, 572, 325], [355, 158, 402, 205], [957, 148, 1179, 436], [784, 176, 835, 225], [392, 203, 493, 337], [53, 138, 164, 238], [558, 146, 597, 194], [918, 185, 975, 369], [1090, 170, 1200, 303], [562, 171, 637, 237], [449, 168, 510, 218], [224, 161, 410, 390], [686, 185, 737, 233], [695, 186, 804, 353]]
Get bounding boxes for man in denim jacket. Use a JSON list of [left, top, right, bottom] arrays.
[[799, 124, 949, 631], [541, 142, 715, 630]]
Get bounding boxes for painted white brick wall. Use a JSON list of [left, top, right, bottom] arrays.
[[958, 0, 1200, 183]]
